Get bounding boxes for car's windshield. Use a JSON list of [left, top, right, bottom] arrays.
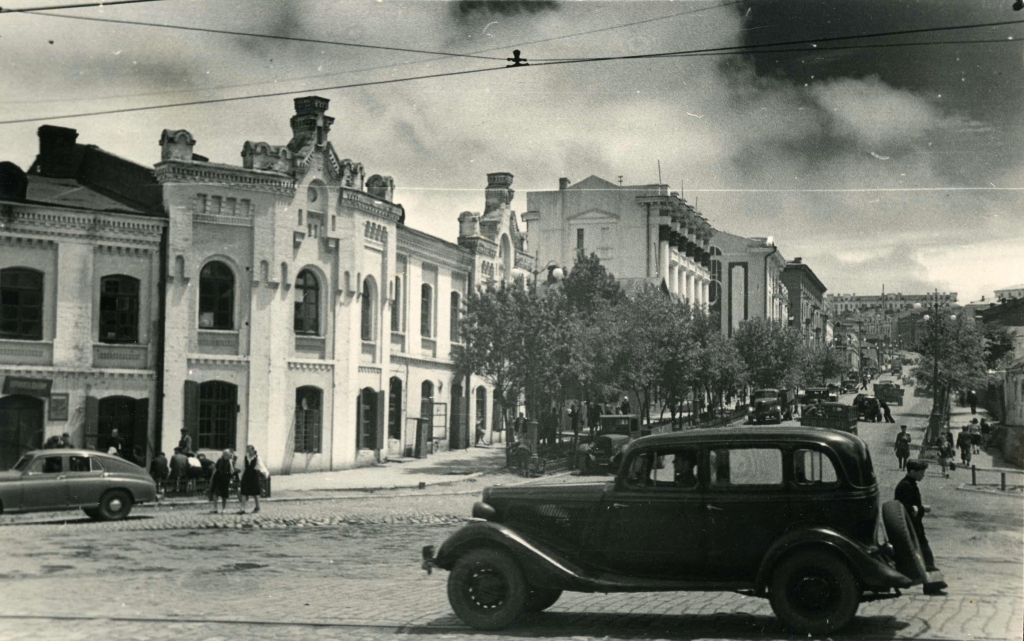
[[752, 391, 778, 401], [12, 455, 33, 472]]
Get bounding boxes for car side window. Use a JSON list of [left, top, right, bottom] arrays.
[[623, 452, 653, 488], [710, 448, 782, 487], [793, 449, 838, 485], [69, 456, 91, 473], [650, 448, 700, 489], [90, 458, 105, 472], [30, 456, 63, 474]]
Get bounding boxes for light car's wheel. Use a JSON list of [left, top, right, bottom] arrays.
[[82, 507, 101, 520], [524, 587, 562, 613], [881, 500, 928, 581], [447, 548, 528, 630], [97, 489, 133, 521], [769, 550, 859, 635]]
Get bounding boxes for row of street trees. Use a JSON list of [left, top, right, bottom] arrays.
[[454, 252, 848, 432]]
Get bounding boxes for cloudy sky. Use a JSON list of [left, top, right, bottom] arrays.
[[1, 0, 1021, 302]]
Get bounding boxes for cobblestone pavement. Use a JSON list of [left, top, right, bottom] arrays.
[[0, 384, 1020, 641]]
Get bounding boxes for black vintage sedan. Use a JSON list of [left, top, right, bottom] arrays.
[[425, 427, 927, 635], [0, 449, 157, 521]]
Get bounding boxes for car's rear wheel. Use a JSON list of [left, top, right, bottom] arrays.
[[524, 586, 562, 612], [769, 550, 859, 635], [97, 489, 133, 521], [881, 500, 928, 581], [447, 548, 528, 630]]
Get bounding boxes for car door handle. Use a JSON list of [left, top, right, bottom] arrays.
[[611, 503, 630, 509], [706, 504, 724, 512], [56, 475, 67, 480]]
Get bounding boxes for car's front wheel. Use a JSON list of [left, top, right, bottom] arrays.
[[82, 507, 101, 520], [97, 489, 133, 521], [769, 550, 859, 635], [448, 548, 528, 630], [524, 586, 562, 612]]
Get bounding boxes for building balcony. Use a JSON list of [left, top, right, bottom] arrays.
[[295, 334, 326, 359]]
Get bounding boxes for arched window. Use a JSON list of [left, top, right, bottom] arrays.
[[420, 284, 433, 338], [0, 267, 43, 340], [294, 269, 319, 335], [361, 278, 375, 341], [294, 386, 322, 453], [99, 275, 139, 344], [450, 292, 461, 343], [198, 261, 234, 330]]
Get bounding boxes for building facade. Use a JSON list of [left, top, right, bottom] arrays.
[[828, 292, 957, 315], [781, 258, 828, 343], [0, 127, 166, 470], [155, 97, 533, 474], [708, 231, 788, 337], [523, 176, 714, 307]]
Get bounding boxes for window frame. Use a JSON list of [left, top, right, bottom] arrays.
[[391, 275, 403, 333], [791, 447, 841, 488], [420, 283, 433, 338], [198, 261, 235, 330], [449, 291, 461, 344], [99, 274, 140, 344], [197, 380, 237, 450], [0, 267, 44, 341], [294, 386, 323, 454], [361, 278, 375, 342], [707, 446, 785, 491], [621, 447, 701, 492], [294, 269, 320, 336]]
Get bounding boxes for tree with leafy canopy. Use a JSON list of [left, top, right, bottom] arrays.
[[798, 342, 849, 387], [981, 322, 1017, 370], [691, 310, 746, 420], [913, 314, 988, 415], [733, 317, 804, 390]]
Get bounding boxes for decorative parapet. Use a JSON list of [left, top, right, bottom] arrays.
[[155, 161, 296, 194], [340, 188, 403, 223]]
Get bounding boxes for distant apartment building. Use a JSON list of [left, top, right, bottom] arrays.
[[708, 231, 789, 337], [781, 258, 829, 343], [995, 284, 1024, 301], [828, 292, 957, 315], [523, 176, 715, 308], [0, 127, 166, 470]]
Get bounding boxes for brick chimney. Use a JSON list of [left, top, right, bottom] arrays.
[[0, 162, 28, 201], [36, 125, 79, 178], [159, 129, 196, 162], [558, 177, 571, 190]]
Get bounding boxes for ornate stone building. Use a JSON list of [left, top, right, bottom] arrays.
[[708, 231, 789, 337], [0, 127, 166, 470], [523, 177, 714, 306], [156, 97, 533, 474]]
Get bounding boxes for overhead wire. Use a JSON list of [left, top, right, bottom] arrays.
[[0, 0, 171, 13], [4, 1, 741, 105], [1, 17, 1022, 125]]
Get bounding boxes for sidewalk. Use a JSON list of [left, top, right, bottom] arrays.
[[154, 445, 515, 506]]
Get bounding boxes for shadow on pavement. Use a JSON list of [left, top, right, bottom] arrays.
[[410, 611, 911, 640]]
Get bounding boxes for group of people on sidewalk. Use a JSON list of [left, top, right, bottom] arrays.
[[148, 429, 270, 514]]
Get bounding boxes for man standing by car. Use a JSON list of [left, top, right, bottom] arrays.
[[879, 399, 895, 424], [895, 460, 946, 595]]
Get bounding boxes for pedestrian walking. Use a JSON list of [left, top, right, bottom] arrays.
[[238, 445, 269, 514], [967, 389, 978, 415], [880, 399, 895, 424], [208, 449, 234, 514], [894, 425, 912, 470], [895, 460, 947, 595], [620, 396, 631, 415], [969, 418, 982, 454], [149, 451, 169, 492], [105, 428, 124, 457], [937, 435, 953, 478], [956, 425, 972, 467]]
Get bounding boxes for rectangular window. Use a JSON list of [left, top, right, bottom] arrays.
[[240, 199, 251, 217], [209, 196, 222, 216], [0, 268, 44, 340], [224, 198, 237, 216], [710, 448, 783, 487], [647, 447, 700, 489], [450, 292, 461, 344], [69, 456, 90, 472], [420, 284, 433, 338], [794, 449, 838, 485], [99, 276, 139, 344], [577, 228, 585, 250], [197, 194, 208, 213], [391, 276, 402, 332], [294, 387, 323, 453]]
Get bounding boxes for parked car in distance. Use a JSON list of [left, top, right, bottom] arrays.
[[0, 449, 157, 521], [424, 427, 924, 635], [576, 415, 642, 475], [802, 387, 839, 406], [852, 394, 883, 421], [873, 382, 905, 407], [800, 402, 859, 435], [841, 378, 860, 394]]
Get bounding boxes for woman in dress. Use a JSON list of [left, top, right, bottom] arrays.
[[209, 449, 234, 514], [893, 425, 912, 471], [238, 444, 268, 514]]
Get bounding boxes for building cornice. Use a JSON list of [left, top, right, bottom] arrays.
[[390, 353, 457, 369], [0, 365, 156, 380], [398, 226, 474, 269], [0, 204, 165, 246], [155, 160, 296, 194], [340, 188, 404, 224]]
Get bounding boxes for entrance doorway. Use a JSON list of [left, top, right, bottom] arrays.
[[0, 395, 44, 470], [450, 383, 464, 450], [357, 387, 379, 451], [388, 378, 403, 456]]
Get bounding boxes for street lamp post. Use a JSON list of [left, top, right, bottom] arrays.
[[914, 291, 957, 445]]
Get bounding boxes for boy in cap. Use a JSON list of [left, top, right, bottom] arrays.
[[895, 459, 947, 595]]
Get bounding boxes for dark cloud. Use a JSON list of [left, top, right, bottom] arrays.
[[453, 1, 559, 19]]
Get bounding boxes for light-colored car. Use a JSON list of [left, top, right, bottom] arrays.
[[0, 449, 157, 521]]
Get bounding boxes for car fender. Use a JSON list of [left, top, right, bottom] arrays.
[[434, 521, 593, 591], [756, 527, 914, 591]]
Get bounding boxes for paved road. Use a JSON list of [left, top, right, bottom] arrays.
[[0, 382, 1020, 641]]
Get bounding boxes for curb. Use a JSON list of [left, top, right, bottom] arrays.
[[954, 483, 1024, 498]]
